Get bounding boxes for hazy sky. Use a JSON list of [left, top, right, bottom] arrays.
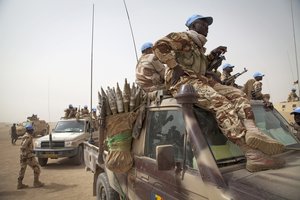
[[0, 0, 299, 123]]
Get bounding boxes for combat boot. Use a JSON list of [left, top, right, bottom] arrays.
[[17, 180, 29, 189], [243, 119, 284, 155], [33, 176, 44, 188], [238, 141, 285, 172]]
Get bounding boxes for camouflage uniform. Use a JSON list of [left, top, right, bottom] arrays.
[[18, 132, 43, 188], [243, 79, 269, 101], [221, 71, 235, 86], [81, 108, 89, 116], [136, 53, 166, 92], [287, 91, 299, 102], [153, 31, 249, 139]]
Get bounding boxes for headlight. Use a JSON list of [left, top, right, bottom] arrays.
[[34, 140, 41, 148], [65, 141, 74, 147]]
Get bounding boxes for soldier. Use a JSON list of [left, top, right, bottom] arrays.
[[68, 106, 77, 118], [92, 108, 99, 131], [287, 88, 299, 102], [17, 124, 44, 189], [64, 104, 73, 118], [11, 123, 18, 144], [220, 63, 239, 87], [136, 42, 166, 92], [290, 107, 300, 140], [82, 105, 89, 115], [153, 14, 284, 172], [243, 72, 270, 102]]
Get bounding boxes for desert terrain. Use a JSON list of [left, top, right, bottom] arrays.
[[0, 122, 94, 200]]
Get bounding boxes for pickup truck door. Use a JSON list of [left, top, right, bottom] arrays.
[[132, 109, 208, 200]]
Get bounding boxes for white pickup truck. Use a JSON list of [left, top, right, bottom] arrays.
[[34, 117, 98, 166]]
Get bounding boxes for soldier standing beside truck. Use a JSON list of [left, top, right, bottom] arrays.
[[17, 124, 44, 189], [153, 13, 285, 172], [11, 123, 18, 144]]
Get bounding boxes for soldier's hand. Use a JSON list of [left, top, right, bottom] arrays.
[[171, 65, 185, 85]]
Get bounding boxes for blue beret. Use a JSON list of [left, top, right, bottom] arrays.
[[25, 124, 34, 131], [253, 72, 264, 78], [222, 63, 235, 70], [291, 107, 300, 114], [141, 42, 153, 52], [185, 14, 213, 27]]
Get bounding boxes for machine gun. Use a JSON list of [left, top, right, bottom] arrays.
[[222, 67, 248, 86]]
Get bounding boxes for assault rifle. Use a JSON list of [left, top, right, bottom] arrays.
[[207, 53, 226, 71], [222, 67, 248, 85]]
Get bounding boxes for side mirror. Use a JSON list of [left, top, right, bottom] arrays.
[[156, 145, 175, 171]]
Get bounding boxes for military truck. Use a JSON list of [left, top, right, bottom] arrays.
[[16, 115, 49, 138], [84, 85, 300, 200], [34, 116, 98, 166]]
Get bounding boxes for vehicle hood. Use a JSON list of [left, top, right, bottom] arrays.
[[36, 132, 86, 141], [223, 150, 300, 200]]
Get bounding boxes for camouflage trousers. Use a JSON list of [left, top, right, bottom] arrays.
[[18, 156, 41, 181], [170, 76, 246, 140], [213, 83, 254, 120]]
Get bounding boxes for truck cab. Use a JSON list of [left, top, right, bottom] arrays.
[[84, 86, 300, 200], [34, 117, 98, 166]]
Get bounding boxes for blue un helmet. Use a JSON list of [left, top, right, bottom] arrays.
[[291, 107, 300, 115], [141, 42, 153, 53], [84, 105, 88, 109], [185, 14, 213, 27], [222, 63, 235, 70], [69, 104, 73, 109], [292, 88, 296, 92], [25, 124, 34, 131], [253, 71, 264, 78]]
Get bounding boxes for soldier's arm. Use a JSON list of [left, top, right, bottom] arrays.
[[153, 33, 184, 69]]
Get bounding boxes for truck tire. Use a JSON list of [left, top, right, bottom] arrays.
[[73, 145, 83, 165], [38, 158, 48, 166], [96, 173, 119, 200]]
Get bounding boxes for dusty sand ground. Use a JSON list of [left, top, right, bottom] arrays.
[[0, 123, 95, 200]]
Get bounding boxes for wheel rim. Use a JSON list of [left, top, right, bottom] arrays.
[[99, 186, 106, 200]]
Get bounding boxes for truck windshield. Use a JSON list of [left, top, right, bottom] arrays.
[[193, 107, 244, 163], [54, 121, 85, 133], [252, 104, 297, 145]]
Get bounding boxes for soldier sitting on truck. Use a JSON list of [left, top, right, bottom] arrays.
[[136, 42, 166, 93], [81, 105, 89, 117], [64, 104, 73, 118], [153, 14, 285, 172], [287, 88, 299, 102]]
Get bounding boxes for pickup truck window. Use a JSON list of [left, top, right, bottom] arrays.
[[193, 106, 244, 163], [145, 109, 207, 170], [54, 121, 85, 133], [252, 105, 297, 145]]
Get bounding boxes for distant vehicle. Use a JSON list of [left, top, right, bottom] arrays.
[[84, 86, 300, 200], [34, 117, 98, 166], [16, 115, 49, 138]]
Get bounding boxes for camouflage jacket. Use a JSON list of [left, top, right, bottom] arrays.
[[20, 132, 34, 158], [221, 71, 235, 86], [287, 92, 299, 102], [136, 53, 166, 92], [153, 31, 215, 89]]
